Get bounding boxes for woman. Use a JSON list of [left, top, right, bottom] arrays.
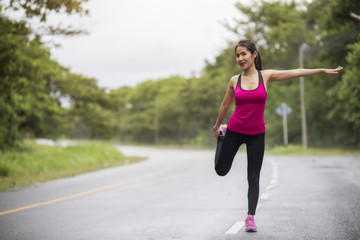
[[212, 40, 342, 232]]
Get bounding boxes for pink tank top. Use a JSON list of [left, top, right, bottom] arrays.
[[227, 71, 267, 135]]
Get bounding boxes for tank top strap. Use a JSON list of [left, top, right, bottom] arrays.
[[238, 71, 263, 85], [258, 70, 264, 84], [237, 71, 264, 87], [237, 74, 242, 86]]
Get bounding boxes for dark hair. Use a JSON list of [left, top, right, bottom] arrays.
[[235, 40, 262, 70]]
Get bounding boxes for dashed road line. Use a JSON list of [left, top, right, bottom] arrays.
[[225, 221, 245, 234], [224, 158, 279, 235], [260, 192, 270, 200], [256, 203, 262, 212]]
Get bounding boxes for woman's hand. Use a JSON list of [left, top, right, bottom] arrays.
[[213, 126, 220, 139], [323, 66, 343, 74]]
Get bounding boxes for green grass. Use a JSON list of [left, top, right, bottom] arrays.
[[113, 141, 360, 156], [267, 144, 360, 156], [0, 141, 143, 191]]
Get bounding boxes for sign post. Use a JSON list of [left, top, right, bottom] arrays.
[[276, 102, 292, 145]]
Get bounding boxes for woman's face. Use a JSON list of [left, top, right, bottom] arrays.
[[235, 46, 256, 70]]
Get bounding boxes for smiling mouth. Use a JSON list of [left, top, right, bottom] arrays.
[[239, 62, 246, 67]]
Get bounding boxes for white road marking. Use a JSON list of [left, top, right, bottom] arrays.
[[268, 158, 279, 190], [270, 179, 278, 185], [260, 192, 270, 200], [225, 221, 245, 234], [223, 159, 279, 235]]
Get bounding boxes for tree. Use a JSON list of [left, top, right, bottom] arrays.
[[0, 16, 35, 147], [0, 0, 90, 148], [1, 0, 89, 35], [337, 40, 360, 145], [63, 74, 115, 139], [318, 0, 360, 146], [0, 14, 74, 148]]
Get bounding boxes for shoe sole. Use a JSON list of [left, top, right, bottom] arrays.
[[245, 228, 257, 232]]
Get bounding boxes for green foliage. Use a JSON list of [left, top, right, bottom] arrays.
[[0, 16, 66, 147], [318, 0, 360, 146], [322, 0, 360, 63], [0, 17, 29, 148], [0, 141, 142, 190], [268, 144, 360, 156], [0, 12, 116, 148], [338, 39, 360, 139], [6, 0, 89, 21], [1, 0, 359, 149], [56, 72, 116, 139], [0, 142, 122, 177], [233, 0, 317, 68], [3, 0, 89, 35]]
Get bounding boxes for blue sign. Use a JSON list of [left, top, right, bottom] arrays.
[[276, 102, 292, 116]]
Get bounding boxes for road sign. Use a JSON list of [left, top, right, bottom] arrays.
[[276, 102, 292, 116], [276, 102, 292, 146]]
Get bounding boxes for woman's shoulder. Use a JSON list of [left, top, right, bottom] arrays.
[[228, 74, 240, 90], [260, 69, 276, 82], [260, 69, 277, 89], [230, 74, 240, 83], [260, 69, 275, 76]]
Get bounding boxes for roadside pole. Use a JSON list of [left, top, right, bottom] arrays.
[[299, 43, 308, 149], [154, 99, 159, 144], [282, 103, 288, 145], [276, 102, 292, 146]]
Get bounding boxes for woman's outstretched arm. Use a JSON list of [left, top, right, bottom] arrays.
[[263, 66, 343, 83]]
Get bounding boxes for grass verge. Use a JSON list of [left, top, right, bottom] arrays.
[[267, 144, 360, 156], [0, 141, 143, 191], [112, 141, 359, 156]]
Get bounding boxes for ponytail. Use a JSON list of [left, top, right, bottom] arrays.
[[254, 52, 262, 70]]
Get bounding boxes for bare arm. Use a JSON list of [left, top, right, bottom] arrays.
[[263, 66, 343, 83], [213, 77, 236, 138]]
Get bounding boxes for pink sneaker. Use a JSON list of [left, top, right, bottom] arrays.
[[245, 215, 257, 232]]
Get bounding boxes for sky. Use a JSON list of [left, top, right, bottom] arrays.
[[42, 0, 246, 89]]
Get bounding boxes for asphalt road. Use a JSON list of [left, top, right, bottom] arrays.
[[0, 146, 359, 240]]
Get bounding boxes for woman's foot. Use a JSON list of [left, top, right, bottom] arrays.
[[245, 215, 257, 232]]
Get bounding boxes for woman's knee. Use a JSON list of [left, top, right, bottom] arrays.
[[215, 165, 230, 176]]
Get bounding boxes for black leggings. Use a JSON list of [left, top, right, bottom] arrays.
[[215, 129, 265, 215]]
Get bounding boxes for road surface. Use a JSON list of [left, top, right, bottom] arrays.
[[0, 146, 359, 240]]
